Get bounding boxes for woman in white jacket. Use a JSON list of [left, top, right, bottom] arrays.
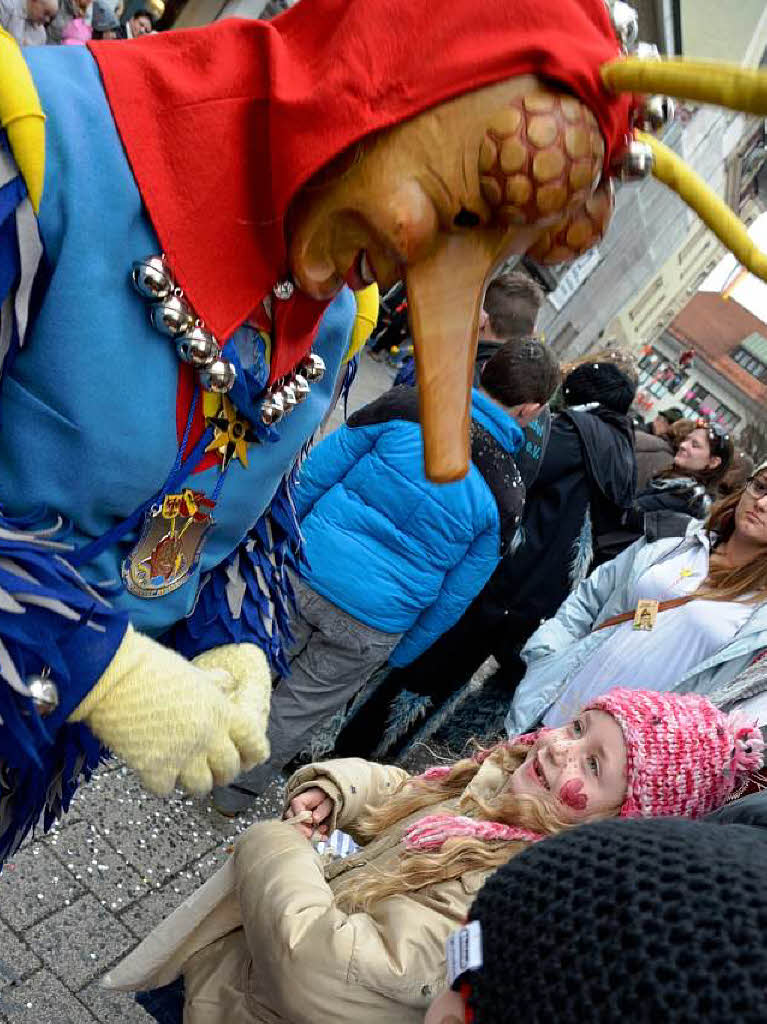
[[508, 464, 767, 735]]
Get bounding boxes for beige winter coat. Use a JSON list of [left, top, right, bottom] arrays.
[[105, 755, 511, 1024]]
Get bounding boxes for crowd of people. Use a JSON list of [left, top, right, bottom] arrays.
[[130, 267, 767, 1020], [3, 0, 767, 1021], [0, 0, 158, 46], [204, 270, 767, 812]]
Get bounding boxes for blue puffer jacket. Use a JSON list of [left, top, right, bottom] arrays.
[[294, 387, 525, 666]]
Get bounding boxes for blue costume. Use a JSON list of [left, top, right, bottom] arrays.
[[0, 45, 357, 860]]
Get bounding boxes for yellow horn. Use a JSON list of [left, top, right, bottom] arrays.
[[601, 58, 767, 117], [636, 129, 767, 283], [0, 27, 46, 213]]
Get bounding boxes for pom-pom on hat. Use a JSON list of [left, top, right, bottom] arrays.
[[586, 687, 764, 819]]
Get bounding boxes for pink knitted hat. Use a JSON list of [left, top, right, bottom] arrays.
[[586, 688, 764, 820], [404, 690, 764, 852]]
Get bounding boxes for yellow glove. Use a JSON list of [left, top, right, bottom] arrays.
[[68, 627, 271, 796]]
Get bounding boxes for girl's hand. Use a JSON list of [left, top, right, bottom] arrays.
[[284, 787, 333, 839]]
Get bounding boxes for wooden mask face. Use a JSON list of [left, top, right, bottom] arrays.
[[288, 76, 611, 481]]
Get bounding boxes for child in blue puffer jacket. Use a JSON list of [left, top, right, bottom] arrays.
[[214, 339, 560, 812]]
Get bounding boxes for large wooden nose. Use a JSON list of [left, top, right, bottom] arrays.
[[406, 232, 509, 482]]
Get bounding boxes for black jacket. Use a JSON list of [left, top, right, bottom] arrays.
[[490, 405, 636, 624], [607, 476, 711, 557]]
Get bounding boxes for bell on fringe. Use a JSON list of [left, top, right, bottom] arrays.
[[131, 255, 173, 301], [176, 325, 219, 367], [292, 372, 311, 403], [273, 279, 295, 301], [150, 294, 195, 337], [620, 140, 654, 181], [261, 389, 286, 426], [302, 352, 326, 382], [199, 359, 237, 393], [27, 675, 60, 717], [280, 381, 299, 413], [637, 95, 675, 133]]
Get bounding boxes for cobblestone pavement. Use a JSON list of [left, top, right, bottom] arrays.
[[0, 352, 396, 1023], [0, 761, 287, 1023]]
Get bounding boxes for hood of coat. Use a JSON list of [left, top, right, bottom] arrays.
[[471, 387, 525, 455], [563, 405, 637, 509]]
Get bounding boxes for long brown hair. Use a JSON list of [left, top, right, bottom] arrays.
[[697, 489, 767, 604], [334, 744, 614, 913], [654, 421, 732, 489]]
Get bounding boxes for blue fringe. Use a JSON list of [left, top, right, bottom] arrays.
[[165, 465, 304, 676], [0, 136, 44, 397], [0, 509, 122, 864], [341, 353, 359, 421]]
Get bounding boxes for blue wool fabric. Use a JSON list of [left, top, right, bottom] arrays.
[[295, 388, 524, 666], [0, 46, 356, 860]]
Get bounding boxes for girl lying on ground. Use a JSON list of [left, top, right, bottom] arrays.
[[105, 688, 763, 1024]]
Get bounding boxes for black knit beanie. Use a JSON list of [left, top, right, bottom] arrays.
[[562, 360, 636, 413], [460, 817, 767, 1023]]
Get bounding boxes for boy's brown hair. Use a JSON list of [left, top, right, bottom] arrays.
[[484, 271, 544, 339], [480, 338, 560, 407]]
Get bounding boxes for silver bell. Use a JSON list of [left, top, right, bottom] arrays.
[[302, 352, 326, 382], [261, 389, 286, 426], [273, 279, 295, 301], [292, 372, 311, 403], [609, 2, 639, 51], [635, 41, 660, 61], [281, 381, 299, 413], [637, 95, 675, 133], [27, 675, 60, 717], [620, 139, 654, 181], [199, 359, 237, 393], [176, 326, 219, 368], [150, 294, 194, 337], [131, 255, 173, 301]]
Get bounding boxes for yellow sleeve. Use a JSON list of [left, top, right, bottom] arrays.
[[344, 283, 380, 362], [0, 27, 45, 212]]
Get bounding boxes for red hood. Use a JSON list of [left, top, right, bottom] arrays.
[[89, 0, 631, 380]]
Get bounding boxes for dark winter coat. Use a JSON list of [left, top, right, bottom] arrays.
[[490, 404, 637, 626], [615, 475, 712, 553], [634, 430, 673, 490]]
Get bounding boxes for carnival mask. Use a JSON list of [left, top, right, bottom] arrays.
[[288, 76, 611, 480]]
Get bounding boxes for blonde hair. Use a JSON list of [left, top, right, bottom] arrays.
[[697, 488, 767, 604], [334, 744, 614, 913]]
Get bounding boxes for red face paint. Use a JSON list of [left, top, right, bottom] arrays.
[[559, 778, 588, 811]]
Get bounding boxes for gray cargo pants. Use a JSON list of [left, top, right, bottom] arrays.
[[212, 577, 402, 813]]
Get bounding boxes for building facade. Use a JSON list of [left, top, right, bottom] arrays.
[[636, 291, 767, 448], [538, 1, 767, 363]]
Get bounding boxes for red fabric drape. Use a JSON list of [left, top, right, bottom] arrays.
[[89, 0, 632, 379]]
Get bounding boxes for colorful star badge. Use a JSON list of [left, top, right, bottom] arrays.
[[205, 395, 257, 469]]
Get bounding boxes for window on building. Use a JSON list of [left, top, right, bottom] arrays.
[[638, 348, 687, 399], [680, 383, 740, 431], [732, 346, 767, 382]]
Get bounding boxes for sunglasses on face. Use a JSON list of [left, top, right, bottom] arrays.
[[746, 476, 767, 501], [694, 417, 730, 454]]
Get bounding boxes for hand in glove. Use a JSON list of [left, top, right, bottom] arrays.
[[68, 626, 271, 796]]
